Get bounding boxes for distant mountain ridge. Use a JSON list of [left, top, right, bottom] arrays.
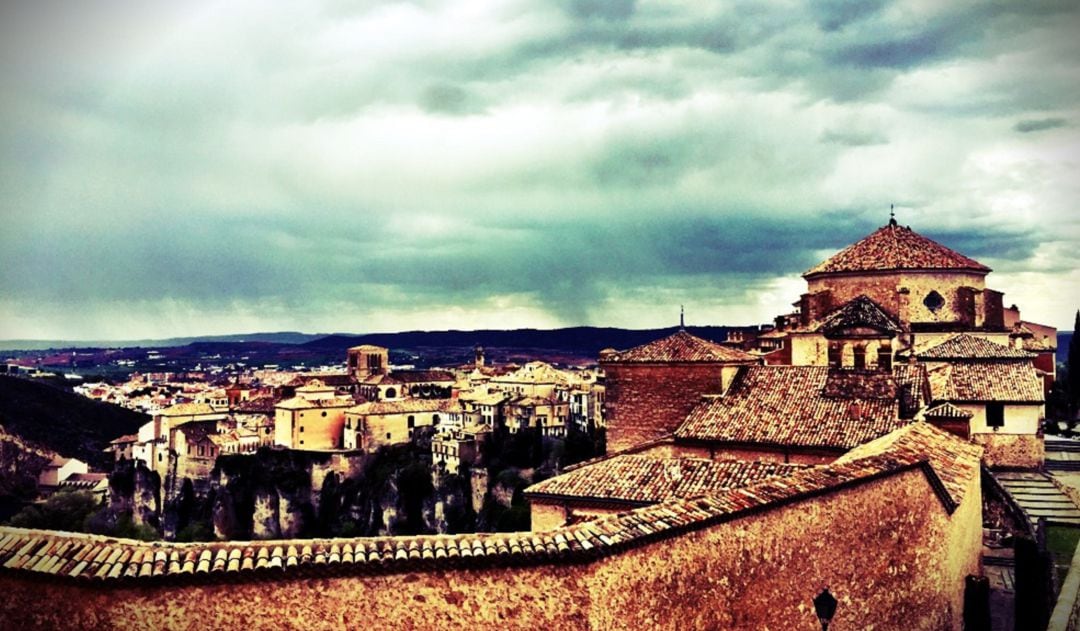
[[0, 332, 324, 351], [4, 328, 1074, 361], [302, 326, 741, 356]]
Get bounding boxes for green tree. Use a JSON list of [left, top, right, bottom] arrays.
[[7, 490, 101, 532]]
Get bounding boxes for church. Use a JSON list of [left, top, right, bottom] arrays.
[[597, 218, 1052, 475]]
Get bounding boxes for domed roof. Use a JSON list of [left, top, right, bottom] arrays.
[[804, 221, 990, 278]]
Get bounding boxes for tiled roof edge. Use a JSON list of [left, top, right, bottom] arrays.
[[0, 456, 935, 586]]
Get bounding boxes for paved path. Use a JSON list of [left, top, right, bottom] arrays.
[[1047, 437, 1080, 472], [993, 471, 1080, 526]]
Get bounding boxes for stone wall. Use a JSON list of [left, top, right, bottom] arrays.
[[0, 467, 981, 630], [807, 270, 990, 328], [602, 362, 725, 453], [972, 433, 1045, 469]]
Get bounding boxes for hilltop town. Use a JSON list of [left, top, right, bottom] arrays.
[[0, 219, 1075, 630]]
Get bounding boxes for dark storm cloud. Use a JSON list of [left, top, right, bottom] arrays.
[[1014, 118, 1068, 133], [1, 0, 1078, 337]]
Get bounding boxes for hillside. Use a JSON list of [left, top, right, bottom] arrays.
[[0, 376, 147, 469], [303, 325, 740, 356]]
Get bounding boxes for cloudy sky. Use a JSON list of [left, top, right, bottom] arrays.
[[1, 0, 1078, 340]]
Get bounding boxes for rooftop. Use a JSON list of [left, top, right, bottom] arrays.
[[346, 398, 457, 416], [601, 329, 759, 363], [927, 362, 1043, 403], [804, 222, 991, 278], [836, 422, 982, 509], [525, 455, 811, 505], [156, 402, 221, 417], [915, 333, 1035, 361], [675, 366, 925, 450], [275, 396, 356, 411], [923, 402, 974, 419], [812, 295, 903, 335], [491, 362, 572, 385]]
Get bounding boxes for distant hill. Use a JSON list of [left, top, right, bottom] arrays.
[[303, 326, 742, 356], [0, 331, 324, 352], [1060, 332, 1073, 366], [0, 376, 147, 469]]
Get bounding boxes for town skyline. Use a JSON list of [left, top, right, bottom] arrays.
[[2, 1, 1078, 340]]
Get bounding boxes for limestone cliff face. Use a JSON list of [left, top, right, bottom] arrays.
[[207, 450, 361, 540], [107, 459, 160, 529], [251, 486, 281, 540]]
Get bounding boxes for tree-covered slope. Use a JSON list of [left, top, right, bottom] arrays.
[[0, 376, 147, 469]]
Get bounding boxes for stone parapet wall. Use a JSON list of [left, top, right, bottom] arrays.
[[0, 460, 981, 630]]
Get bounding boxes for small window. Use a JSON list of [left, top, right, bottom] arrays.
[[986, 403, 1005, 428], [827, 343, 842, 368], [407, 415, 415, 428], [299, 440, 304, 445], [924, 290, 945, 312], [299, 426, 304, 432], [386, 432, 392, 440], [853, 344, 867, 370], [433, 414, 440, 424], [321, 411, 327, 417]]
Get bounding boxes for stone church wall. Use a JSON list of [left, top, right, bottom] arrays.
[[807, 270, 989, 328]]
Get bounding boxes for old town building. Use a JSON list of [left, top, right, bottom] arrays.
[[600, 329, 761, 453]]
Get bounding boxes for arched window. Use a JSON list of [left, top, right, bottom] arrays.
[[407, 415, 415, 428]]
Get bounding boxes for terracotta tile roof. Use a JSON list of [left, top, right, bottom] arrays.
[[458, 391, 509, 406], [804, 222, 990, 277], [362, 373, 402, 386], [601, 330, 759, 363], [491, 362, 572, 385], [675, 366, 919, 450], [923, 402, 973, 419], [927, 362, 1043, 403], [916, 334, 1035, 360], [275, 396, 355, 411], [525, 456, 811, 505], [109, 434, 139, 445], [391, 370, 456, 384], [346, 399, 457, 416], [813, 295, 902, 335], [836, 422, 982, 510], [0, 450, 950, 584], [235, 396, 276, 414], [157, 403, 220, 417]]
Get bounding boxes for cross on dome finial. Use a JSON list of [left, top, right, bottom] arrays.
[[889, 204, 897, 226], [680, 305, 685, 329]]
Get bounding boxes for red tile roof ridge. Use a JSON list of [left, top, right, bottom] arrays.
[[602, 329, 759, 363]]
